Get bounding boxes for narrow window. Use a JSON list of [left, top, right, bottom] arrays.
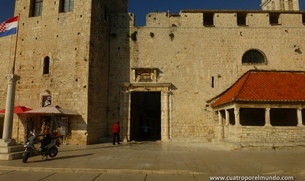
[[302, 14, 305, 24], [211, 76, 214, 88], [59, 0, 74, 13], [104, 7, 108, 21], [203, 13, 214, 26], [30, 0, 43, 17], [237, 13, 247, 26], [269, 13, 280, 25], [242, 49, 266, 64], [43, 56, 50, 75], [228, 109, 235, 125]]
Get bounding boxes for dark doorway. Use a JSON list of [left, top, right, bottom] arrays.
[[0, 117, 3, 138], [130, 92, 161, 141]]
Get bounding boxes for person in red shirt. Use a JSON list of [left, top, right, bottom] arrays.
[[112, 120, 120, 145]]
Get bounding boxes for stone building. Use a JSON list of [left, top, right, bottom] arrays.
[[261, 0, 299, 11], [0, 0, 128, 145], [108, 0, 305, 148], [1, 0, 305, 148]]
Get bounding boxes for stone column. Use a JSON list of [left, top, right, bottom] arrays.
[[297, 108, 303, 126], [218, 111, 224, 140], [1, 74, 19, 146], [120, 89, 130, 142], [161, 91, 170, 142], [225, 109, 230, 126], [265, 108, 271, 126], [234, 107, 240, 126]]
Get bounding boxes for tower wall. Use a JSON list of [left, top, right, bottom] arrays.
[[261, 0, 299, 11], [0, 0, 127, 145]]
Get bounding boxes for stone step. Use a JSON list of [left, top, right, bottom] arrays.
[[0, 139, 24, 160], [0, 145, 24, 153], [0, 151, 23, 160]]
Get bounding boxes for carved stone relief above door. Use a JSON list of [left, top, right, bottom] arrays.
[[131, 68, 160, 83]]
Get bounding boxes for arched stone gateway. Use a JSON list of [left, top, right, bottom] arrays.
[[119, 83, 172, 142]]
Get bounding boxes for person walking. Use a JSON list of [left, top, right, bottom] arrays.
[[112, 120, 120, 145]]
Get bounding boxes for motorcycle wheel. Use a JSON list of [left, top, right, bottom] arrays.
[[22, 152, 30, 163], [48, 147, 58, 157]]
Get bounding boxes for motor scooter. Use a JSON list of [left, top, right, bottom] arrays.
[[22, 132, 61, 163]]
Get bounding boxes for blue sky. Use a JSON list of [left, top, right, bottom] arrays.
[[1, 0, 305, 25]]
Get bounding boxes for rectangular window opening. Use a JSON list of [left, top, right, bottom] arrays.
[[270, 108, 298, 126], [30, 0, 43, 17], [240, 108, 265, 126], [204, 13, 214, 26], [237, 13, 247, 26], [104, 7, 108, 21], [269, 13, 280, 25], [59, 0, 74, 13]]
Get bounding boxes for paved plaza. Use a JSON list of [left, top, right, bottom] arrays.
[[0, 142, 304, 180]]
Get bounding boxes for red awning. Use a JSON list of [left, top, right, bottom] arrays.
[[0, 105, 32, 114]]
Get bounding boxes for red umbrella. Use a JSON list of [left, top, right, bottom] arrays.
[[0, 105, 32, 114]]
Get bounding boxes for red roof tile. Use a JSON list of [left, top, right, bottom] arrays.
[[211, 70, 305, 107]]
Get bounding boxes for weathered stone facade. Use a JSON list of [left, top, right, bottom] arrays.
[[261, 0, 299, 11], [0, 0, 127, 145], [108, 8, 305, 146], [1, 0, 305, 148]]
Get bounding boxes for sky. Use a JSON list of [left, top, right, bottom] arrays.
[[1, 0, 305, 25]]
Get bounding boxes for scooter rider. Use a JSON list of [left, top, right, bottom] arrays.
[[40, 134, 52, 151]]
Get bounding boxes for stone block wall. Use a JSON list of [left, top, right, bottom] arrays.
[[108, 10, 305, 143], [0, 0, 127, 145], [2, 4, 305, 145], [86, 0, 127, 144], [224, 126, 305, 149], [11, 0, 93, 144]]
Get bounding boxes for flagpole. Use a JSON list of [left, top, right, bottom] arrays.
[[12, 15, 20, 74], [1, 15, 20, 145]]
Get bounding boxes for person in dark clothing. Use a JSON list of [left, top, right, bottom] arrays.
[[112, 120, 120, 145]]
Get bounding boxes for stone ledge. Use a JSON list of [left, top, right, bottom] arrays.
[[0, 139, 17, 147], [0, 145, 24, 153], [0, 151, 23, 160], [0, 139, 24, 160], [222, 141, 305, 150]]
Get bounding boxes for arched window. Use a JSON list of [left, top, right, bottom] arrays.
[[242, 49, 266, 64], [43, 56, 50, 74]]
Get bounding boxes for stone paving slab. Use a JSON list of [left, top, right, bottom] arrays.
[[146, 174, 197, 181], [94, 173, 146, 181], [42, 172, 101, 181], [0, 170, 53, 181], [0, 142, 304, 180]]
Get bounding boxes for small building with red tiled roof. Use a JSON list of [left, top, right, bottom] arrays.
[[208, 70, 305, 149]]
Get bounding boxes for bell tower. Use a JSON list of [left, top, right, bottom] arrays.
[[261, 0, 299, 11]]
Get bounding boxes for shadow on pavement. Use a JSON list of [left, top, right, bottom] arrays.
[[25, 153, 94, 163]]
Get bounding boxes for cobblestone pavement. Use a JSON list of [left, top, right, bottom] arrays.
[[0, 142, 304, 181]]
